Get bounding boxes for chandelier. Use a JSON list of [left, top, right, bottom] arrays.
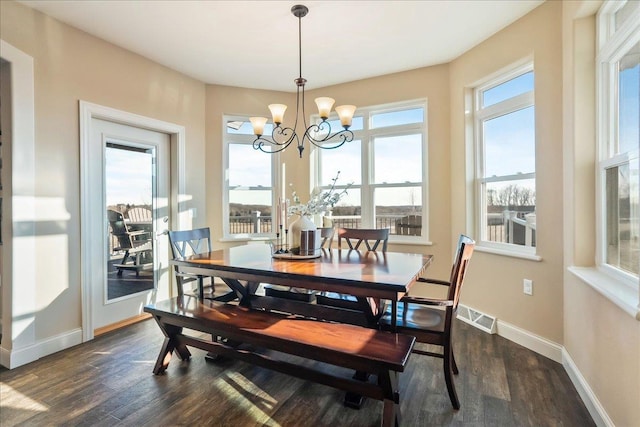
[[250, 4, 356, 158]]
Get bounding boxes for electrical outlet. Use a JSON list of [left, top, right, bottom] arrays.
[[523, 279, 533, 296]]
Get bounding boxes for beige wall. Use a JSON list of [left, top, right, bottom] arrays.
[[562, 2, 640, 426], [0, 0, 207, 342], [449, 0, 564, 343]]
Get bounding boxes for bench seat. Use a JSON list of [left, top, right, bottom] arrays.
[[144, 296, 416, 427]]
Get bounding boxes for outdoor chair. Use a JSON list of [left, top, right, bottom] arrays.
[[107, 209, 153, 277]]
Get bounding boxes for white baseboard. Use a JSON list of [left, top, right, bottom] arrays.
[[495, 319, 563, 363], [562, 349, 614, 427], [0, 328, 83, 369]]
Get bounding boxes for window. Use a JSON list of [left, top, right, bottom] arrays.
[[473, 64, 536, 254], [314, 101, 428, 243], [223, 116, 278, 239], [597, 0, 640, 282]]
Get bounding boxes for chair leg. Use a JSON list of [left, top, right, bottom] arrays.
[[443, 343, 460, 410], [452, 349, 459, 375]]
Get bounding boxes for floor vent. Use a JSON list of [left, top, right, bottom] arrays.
[[457, 304, 497, 334]]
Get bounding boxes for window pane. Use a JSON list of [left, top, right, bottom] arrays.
[[227, 120, 274, 136], [375, 187, 422, 236], [484, 106, 535, 177], [618, 42, 640, 155], [605, 163, 640, 275], [374, 134, 422, 183], [319, 140, 361, 186], [325, 188, 361, 229], [484, 178, 536, 246], [482, 71, 534, 107], [371, 107, 424, 129], [228, 143, 272, 233]]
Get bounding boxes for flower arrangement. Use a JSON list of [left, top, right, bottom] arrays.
[[288, 171, 351, 217]]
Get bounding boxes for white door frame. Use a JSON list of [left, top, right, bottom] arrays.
[[79, 100, 186, 341]]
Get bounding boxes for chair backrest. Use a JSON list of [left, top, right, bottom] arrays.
[[107, 209, 135, 249], [126, 207, 152, 223], [337, 228, 389, 252], [318, 227, 335, 249], [447, 235, 475, 311], [167, 228, 212, 297], [168, 228, 212, 259]]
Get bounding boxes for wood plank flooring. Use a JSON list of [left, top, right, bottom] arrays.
[[0, 318, 594, 426]]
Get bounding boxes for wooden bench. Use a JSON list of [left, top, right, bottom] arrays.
[[144, 296, 416, 427]]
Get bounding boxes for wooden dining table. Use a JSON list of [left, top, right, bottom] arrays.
[[170, 244, 433, 329], [170, 243, 432, 408]]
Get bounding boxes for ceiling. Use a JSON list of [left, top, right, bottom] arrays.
[[19, 0, 545, 92]]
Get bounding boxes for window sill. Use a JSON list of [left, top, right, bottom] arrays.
[[389, 239, 433, 246], [219, 236, 272, 243], [475, 245, 542, 261], [569, 266, 640, 320]]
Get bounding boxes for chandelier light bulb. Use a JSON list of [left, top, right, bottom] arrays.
[[335, 105, 357, 128], [314, 97, 335, 120], [268, 104, 287, 125], [250, 117, 268, 136]]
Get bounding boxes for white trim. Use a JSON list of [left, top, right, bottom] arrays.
[[0, 328, 82, 369], [475, 244, 542, 261], [562, 348, 615, 427], [0, 40, 37, 369], [79, 101, 186, 342], [569, 266, 640, 320], [495, 318, 563, 363]]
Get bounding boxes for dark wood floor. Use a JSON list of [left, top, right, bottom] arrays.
[[0, 318, 594, 426]]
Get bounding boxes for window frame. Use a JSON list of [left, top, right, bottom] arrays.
[[222, 114, 282, 241], [472, 62, 538, 257], [596, 0, 640, 288], [311, 99, 430, 245]]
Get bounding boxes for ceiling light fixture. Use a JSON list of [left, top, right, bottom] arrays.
[[250, 4, 356, 158]]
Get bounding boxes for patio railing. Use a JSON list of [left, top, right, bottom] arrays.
[[228, 212, 424, 236], [487, 210, 536, 247]]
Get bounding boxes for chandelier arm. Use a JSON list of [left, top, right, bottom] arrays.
[[303, 121, 354, 150], [252, 125, 298, 153]]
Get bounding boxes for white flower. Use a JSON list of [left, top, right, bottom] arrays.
[[288, 172, 352, 217]]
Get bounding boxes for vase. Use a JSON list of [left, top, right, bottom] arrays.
[[289, 214, 316, 254]]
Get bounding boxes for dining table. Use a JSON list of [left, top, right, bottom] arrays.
[[170, 243, 433, 329], [170, 243, 433, 408]]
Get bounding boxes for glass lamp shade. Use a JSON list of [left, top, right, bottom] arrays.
[[315, 97, 335, 119], [250, 117, 268, 136], [335, 105, 357, 128], [268, 104, 287, 125]]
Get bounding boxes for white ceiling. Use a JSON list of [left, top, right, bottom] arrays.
[[19, 0, 545, 92]]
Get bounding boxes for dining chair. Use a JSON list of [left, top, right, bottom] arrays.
[[379, 234, 475, 410], [107, 209, 153, 277], [167, 227, 234, 301], [315, 227, 390, 315], [264, 227, 335, 302]]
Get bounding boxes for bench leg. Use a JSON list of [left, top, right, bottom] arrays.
[[378, 370, 401, 427], [151, 320, 191, 375]]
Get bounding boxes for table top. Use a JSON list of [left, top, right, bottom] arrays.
[[171, 244, 433, 299]]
